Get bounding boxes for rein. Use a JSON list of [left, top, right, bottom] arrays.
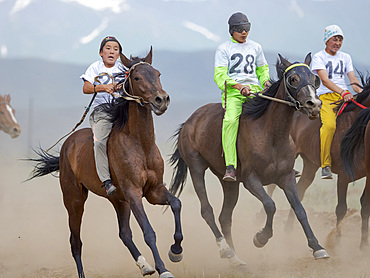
[[337, 98, 367, 116]]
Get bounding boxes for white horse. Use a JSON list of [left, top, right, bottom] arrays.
[[0, 94, 21, 138]]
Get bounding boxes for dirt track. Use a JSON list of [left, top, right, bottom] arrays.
[[0, 143, 369, 278]]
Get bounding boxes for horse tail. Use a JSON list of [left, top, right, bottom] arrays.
[[27, 148, 60, 180], [340, 107, 370, 180], [168, 124, 188, 198]]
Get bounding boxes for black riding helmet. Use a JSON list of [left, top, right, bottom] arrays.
[[228, 12, 251, 35]]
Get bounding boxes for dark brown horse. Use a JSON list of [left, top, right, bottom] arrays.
[[341, 107, 370, 250], [169, 54, 329, 267], [0, 94, 21, 138], [27, 49, 183, 278], [273, 74, 370, 241]]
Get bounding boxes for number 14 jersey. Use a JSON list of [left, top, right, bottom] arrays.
[[311, 49, 354, 97]]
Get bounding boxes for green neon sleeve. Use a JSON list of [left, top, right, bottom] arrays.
[[214, 66, 237, 91], [256, 64, 270, 88]]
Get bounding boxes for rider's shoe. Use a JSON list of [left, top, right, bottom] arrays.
[[103, 180, 117, 195], [321, 166, 333, 179], [223, 165, 237, 182]]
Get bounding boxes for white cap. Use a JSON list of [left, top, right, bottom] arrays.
[[324, 25, 344, 44]]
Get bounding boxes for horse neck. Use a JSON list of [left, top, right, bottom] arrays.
[[262, 84, 295, 138], [126, 101, 155, 145]]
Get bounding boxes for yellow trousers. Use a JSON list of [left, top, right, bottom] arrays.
[[319, 93, 342, 168]]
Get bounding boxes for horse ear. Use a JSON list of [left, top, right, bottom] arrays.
[[5, 94, 10, 102], [144, 46, 153, 65], [120, 53, 131, 68], [278, 54, 292, 68], [304, 52, 312, 66]]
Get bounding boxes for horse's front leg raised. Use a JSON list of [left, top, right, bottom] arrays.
[[145, 185, 184, 264], [243, 171, 276, 248], [280, 171, 330, 259], [164, 191, 184, 262]]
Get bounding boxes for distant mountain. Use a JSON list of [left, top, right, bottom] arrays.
[[0, 49, 369, 156]]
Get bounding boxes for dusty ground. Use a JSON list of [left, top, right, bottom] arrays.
[[0, 139, 369, 278]]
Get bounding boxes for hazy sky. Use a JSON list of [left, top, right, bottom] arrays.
[[1, 0, 369, 66]]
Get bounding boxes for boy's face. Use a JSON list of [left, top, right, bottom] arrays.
[[232, 30, 249, 43], [325, 35, 343, 55], [99, 41, 120, 68]]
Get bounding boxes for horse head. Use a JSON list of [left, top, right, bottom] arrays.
[[278, 53, 322, 119], [120, 47, 170, 115], [0, 94, 21, 138]]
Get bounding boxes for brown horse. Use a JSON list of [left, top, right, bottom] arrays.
[[272, 73, 370, 241], [0, 94, 21, 138], [340, 107, 370, 249], [169, 53, 329, 267], [27, 49, 183, 278]]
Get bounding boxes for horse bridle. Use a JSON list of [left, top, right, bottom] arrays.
[[255, 63, 319, 110], [115, 61, 152, 105]]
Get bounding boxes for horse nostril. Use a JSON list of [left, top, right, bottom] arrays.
[[155, 96, 162, 105], [166, 95, 170, 104], [306, 100, 314, 107]]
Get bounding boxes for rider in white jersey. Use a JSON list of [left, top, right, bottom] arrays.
[[214, 12, 270, 182], [311, 25, 362, 179], [80, 36, 127, 195]]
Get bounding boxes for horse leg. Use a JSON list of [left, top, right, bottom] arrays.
[[280, 172, 329, 259], [255, 184, 276, 224], [129, 195, 173, 278], [286, 156, 318, 232], [217, 179, 247, 266], [145, 186, 183, 263], [360, 178, 370, 250], [189, 166, 231, 258], [112, 200, 156, 276], [164, 191, 184, 263], [242, 171, 276, 248], [61, 179, 88, 278], [335, 176, 349, 238]]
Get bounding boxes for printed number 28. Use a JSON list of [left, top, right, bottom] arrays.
[[230, 53, 255, 74]]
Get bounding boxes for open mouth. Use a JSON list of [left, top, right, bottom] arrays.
[[150, 103, 167, 115]]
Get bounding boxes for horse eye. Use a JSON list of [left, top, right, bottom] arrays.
[[134, 77, 140, 81], [288, 74, 300, 86]]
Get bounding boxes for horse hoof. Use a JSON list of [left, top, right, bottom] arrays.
[[253, 234, 266, 248], [136, 255, 156, 276], [313, 249, 330, 260], [159, 271, 175, 278], [217, 237, 235, 258], [228, 255, 248, 268], [168, 249, 183, 263]]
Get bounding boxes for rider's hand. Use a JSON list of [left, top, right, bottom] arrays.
[[341, 90, 353, 103], [105, 83, 117, 95], [240, 86, 251, 97]]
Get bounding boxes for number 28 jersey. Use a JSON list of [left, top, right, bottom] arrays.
[[214, 38, 268, 86], [311, 49, 354, 97]]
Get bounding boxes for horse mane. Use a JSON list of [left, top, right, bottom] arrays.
[[241, 58, 286, 119], [96, 56, 147, 131], [335, 70, 370, 115]]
